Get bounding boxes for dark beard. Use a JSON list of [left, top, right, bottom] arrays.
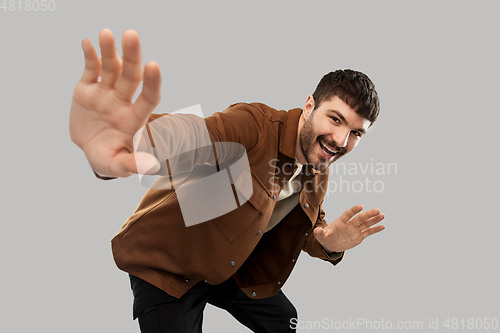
[[299, 115, 346, 171], [299, 115, 316, 165]]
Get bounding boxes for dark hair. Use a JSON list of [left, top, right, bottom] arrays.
[[312, 69, 380, 125]]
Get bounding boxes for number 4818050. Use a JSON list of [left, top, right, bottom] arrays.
[[1, 0, 56, 11]]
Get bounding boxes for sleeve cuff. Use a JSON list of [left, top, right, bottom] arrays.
[[93, 171, 117, 180], [308, 235, 344, 265], [322, 248, 344, 261]]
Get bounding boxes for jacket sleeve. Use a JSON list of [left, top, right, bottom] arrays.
[[302, 200, 344, 265]]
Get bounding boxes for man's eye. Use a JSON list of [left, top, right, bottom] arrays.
[[351, 131, 361, 137], [330, 116, 340, 123]]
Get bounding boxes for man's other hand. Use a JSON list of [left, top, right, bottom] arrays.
[[314, 205, 386, 253]]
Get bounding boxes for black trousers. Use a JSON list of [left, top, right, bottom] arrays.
[[129, 274, 297, 333]]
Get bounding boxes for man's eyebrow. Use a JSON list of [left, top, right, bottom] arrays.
[[327, 109, 347, 124], [327, 109, 366, 134]]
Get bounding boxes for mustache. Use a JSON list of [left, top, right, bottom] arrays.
[[318, 137, 347, 155]]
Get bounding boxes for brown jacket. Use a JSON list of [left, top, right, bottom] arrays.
[[110, 102, 344, 299]]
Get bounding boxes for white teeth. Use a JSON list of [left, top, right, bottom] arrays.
[[320, 141, 336, 154]]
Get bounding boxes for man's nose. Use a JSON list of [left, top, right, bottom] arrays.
[[332, 129, 350, 148]]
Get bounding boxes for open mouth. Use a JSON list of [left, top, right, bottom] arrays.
[[319, 140, 338, 158]]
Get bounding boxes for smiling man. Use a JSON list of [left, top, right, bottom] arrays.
[[70, 29, 385, 333], [297, 94, 372, 170]]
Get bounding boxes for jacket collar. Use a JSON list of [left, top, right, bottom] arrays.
[[279, 108, 302, 160]]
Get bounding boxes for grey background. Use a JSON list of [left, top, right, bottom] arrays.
[[1, 1, 498, 332]]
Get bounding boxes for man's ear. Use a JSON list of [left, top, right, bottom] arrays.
[[303, 95, 315, 119]]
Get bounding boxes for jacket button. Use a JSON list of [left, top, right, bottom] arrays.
[[185, 279, 190, 283], [277, 280, 282, 285], [257, 230, 262, 235], [230, 261, 236, 267], [204, 280, 208, 283], [251, 291, 257, 297], [272, 195, 277, 200], [304, 203, 309, 208], [292, 258, 296, 263], [305, 232, 309, 237]]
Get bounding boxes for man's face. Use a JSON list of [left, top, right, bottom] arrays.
[[298, 95, 371, 170]]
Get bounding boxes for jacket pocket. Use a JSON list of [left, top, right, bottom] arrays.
[[211, 172, 270, 243]]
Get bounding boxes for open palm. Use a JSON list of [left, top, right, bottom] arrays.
[[314, 204, 386, 253], [70, 29, 161, 177]]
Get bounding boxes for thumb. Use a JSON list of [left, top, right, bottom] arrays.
[[115, 151, 160, 176], [314, 227, 325, 241], [133, 152, 161, 175]]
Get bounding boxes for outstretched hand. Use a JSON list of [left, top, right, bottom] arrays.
[[70, 29, 161, 177], [314, 204, 385, 253]]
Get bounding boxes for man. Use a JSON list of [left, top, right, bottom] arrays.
[[70, 29, 386, 333]]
